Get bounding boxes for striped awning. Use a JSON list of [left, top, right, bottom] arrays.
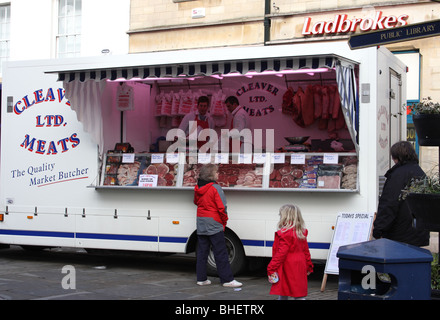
[[336, 61, 359, 152], [57, 55, 337, 82]]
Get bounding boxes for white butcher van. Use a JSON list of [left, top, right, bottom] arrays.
[[0, 42, 406, 275]]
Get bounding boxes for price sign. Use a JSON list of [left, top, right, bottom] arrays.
[[122, 153, 135, 163], [239, 153, 252, 164], [253, 153, 266, 164], [291, 154, 306, 164], [271, 153, 285, 164], [198, 153, 211, 164], [214, 153, 229, 164], [166, 153, 179, 164], [324, 153, 339, 164], [138, 174, 158, 187], [151, 154, 164, 163]]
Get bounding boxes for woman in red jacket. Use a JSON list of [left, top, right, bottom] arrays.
[[267, 204, 313, 300], [194, 164, 242, 288]]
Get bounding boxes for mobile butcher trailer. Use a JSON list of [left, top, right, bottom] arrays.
[[0, 42, 406, 275]]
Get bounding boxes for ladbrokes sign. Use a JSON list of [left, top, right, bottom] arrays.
[[302, 11, 409, 36]]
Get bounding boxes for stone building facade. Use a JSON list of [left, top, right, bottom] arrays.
[[128, 0, 440, 170]]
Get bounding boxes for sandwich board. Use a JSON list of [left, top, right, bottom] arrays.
[[320, 212, 375, 291]]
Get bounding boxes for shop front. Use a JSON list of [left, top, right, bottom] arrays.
[[54, 44, 360, 193]]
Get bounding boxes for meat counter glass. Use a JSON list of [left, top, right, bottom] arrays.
[[98, 152, 358, 192]]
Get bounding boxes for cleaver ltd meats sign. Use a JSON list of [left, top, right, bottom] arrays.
[[235, 81, 280, 117], [302, 11, 409, 36], [10, 87, 91, 188], [13, 88, 81, 155]]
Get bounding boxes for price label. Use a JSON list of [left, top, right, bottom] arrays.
[[324, 154, 339, 164], [138, 174, 158, 187], [253, 153, 266, 164], [239, 153, 252, 164], [151, 154, 164, 163], [198, 153, 211, 164], [122, 153, 135, 163], [271, 153, 285, 164], [214, 153, 229, 164], [291, 154, 305, 164], [166, 153, 179, 164]]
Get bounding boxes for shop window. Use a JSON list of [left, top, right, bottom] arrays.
[[56, 0, 81, 58]]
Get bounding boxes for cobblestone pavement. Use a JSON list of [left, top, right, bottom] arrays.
[[1, 244, 438, 319], [0, 245, 338, 301]]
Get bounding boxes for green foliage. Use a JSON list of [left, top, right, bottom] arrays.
[[409, 97, 440, 115], [400, 168, 440, 200]]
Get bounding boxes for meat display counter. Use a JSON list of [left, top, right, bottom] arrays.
[[97, 152, 358, 192]]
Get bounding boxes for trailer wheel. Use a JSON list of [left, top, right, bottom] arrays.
[[205, 230, 246, 276]]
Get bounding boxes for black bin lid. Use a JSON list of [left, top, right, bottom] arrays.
[[337, 238, 433, 264]]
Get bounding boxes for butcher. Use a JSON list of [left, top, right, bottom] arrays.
[[224, 96, 251, 153], [179, 95, 215, 149]]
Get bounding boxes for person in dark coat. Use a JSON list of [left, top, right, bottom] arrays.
[[373, 141, 430, 246]]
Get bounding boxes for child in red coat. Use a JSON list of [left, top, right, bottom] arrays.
[[267, 204, 313, 300]]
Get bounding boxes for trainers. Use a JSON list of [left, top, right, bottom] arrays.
[[197, 280, 211, 286], [223, 280, 242, 287]]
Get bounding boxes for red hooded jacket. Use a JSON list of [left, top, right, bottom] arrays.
[[267, 228, 313, 297], [194, 182, 228, 235]]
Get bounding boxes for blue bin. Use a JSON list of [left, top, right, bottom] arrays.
[[337, 238, 433, 300]]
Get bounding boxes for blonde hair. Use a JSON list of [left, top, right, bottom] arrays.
[[278, 204, 306, 240]]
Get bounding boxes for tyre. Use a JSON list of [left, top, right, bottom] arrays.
[[205, 230, 247, 276]]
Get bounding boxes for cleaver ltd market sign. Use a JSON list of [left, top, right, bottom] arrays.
[[302, 11, 409, 36]]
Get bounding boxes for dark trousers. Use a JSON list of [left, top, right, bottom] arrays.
[[196, 231, 234, 283]]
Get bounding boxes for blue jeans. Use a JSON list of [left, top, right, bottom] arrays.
[[196, 231, 234, 283]]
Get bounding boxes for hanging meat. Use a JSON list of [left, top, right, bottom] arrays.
[[292, 87, 305, 128], [318, 118, 328, 130], [335, 107, 346, 130], [313, 85, 322, 120], [287, 83, 345, 133], [332, 86, 341, 119], [282, 87, 295, 115], [321, 85, 330, 120], [303, 85, 315, 126]]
